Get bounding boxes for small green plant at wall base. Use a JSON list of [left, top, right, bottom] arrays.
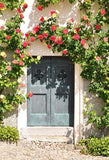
[[0, 125, 19, 143], [78, 137, 109, 157]]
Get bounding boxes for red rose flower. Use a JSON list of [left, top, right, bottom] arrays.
[[57, 36, 63, 44], [29, 91, 33, 97], [81, 39, 86, 45], [13, 59, 18, 64], [20, 54, 25, 59], [7, 35, 11, 40], [36, 25, 41, 29], [101, 9, 106, 15], [16, 29, 21, 33], [38, 35, 43, 40], [51, 35, 56, 41], [50, 10, 56, 15], [63, 50, 68, 55], [15, 49, 21, 54], [40, 16, 44, 22], [0, 26, 5, 29], [68, 18, 74, 23], [20, 83, 25, 87], [17, 8, 23, 13], [63, 29, 69, 34], [95, 24, 101, 30], [30, 36, 36, 41], [74, 34, 80, 40], [37, 5, 43, 11], [23, 3, 28, 9], [48, 44, 51, 49], [20, 13, 24, 19], [19, 61, 24, 66], [75, 28, 80, 32], [0, 3, 5, 9], [87, 22, 91, 26], [51, 25, 57, 31], [27, 41, 31, 46], [43, 32, 48, 38], [34, 28, 39, 33], [25, 33, 30, 37], [23, 42, 28, 48], [34, 25, 41, 33]]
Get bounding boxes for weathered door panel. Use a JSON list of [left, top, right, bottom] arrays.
[[51, 57, 74, 126], [27, 59, 51, 126]]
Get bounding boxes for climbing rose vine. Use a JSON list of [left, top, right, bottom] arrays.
[[0, 0, 109, 134]]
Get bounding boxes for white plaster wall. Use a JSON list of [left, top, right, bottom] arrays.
[[21, 0, 81, 56], [1, 0, 108, 141], [83, 80, 106, 138]]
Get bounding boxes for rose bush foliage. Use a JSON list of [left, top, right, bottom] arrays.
[[0, 1, 40, 121], [0, 0, 109, 133]]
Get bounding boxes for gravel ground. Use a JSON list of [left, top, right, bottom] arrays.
[[0, 140, 109, 160]]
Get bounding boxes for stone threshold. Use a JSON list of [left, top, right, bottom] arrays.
[[21, 127, 73, 143]]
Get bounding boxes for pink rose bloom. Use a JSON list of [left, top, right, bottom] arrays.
[[63, 50, 68, 55], [96, 56, 101, 61], [25, 33, 30, 37], [38, 35, 43, 40], [20, 54, 25, 59], [23, 42, 28, 48], [28, 52, 32, 56], [19, 61, 24, 66], [83, 43, 89, 49], [27, 41, 31, 46], [0, 3, 5, 9], [40, 16, 44, 22], [95, 24, 101, 30], [101, 9, 106, 15], [20, 83, 25, 87], [43, 32, 48, 38], [74, 34, 80, 40], [17, 8, 23, 13], [63, 29, 69, 34], [103, 37, 108, 42], [23, 3, 28, 9], [30, 36, 36, 41], [81, 39, 86, 45], [48, 44, 52, 49], [29, 91, 33, 97], [20, 13, 24, 19], [50, 10, 56, 15], [16, 29, 21, 33], [0, 26, 5, 29], [37, 5, 43, 11], [51, 35, 56, 41], [7, 66, 12, 71], [7, 35, 11, 40], [51, 25, 57, 31], [13, 59, 18, 64], [15, 49, 21, 54], [83, 15, 88, 21]]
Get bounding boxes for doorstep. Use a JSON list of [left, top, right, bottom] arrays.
[[21, 127, 73, 143]]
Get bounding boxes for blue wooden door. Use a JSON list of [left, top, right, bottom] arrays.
[[27, 57, 74, 126]]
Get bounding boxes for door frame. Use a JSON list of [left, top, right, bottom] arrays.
[[17, 62, 84, 145]]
